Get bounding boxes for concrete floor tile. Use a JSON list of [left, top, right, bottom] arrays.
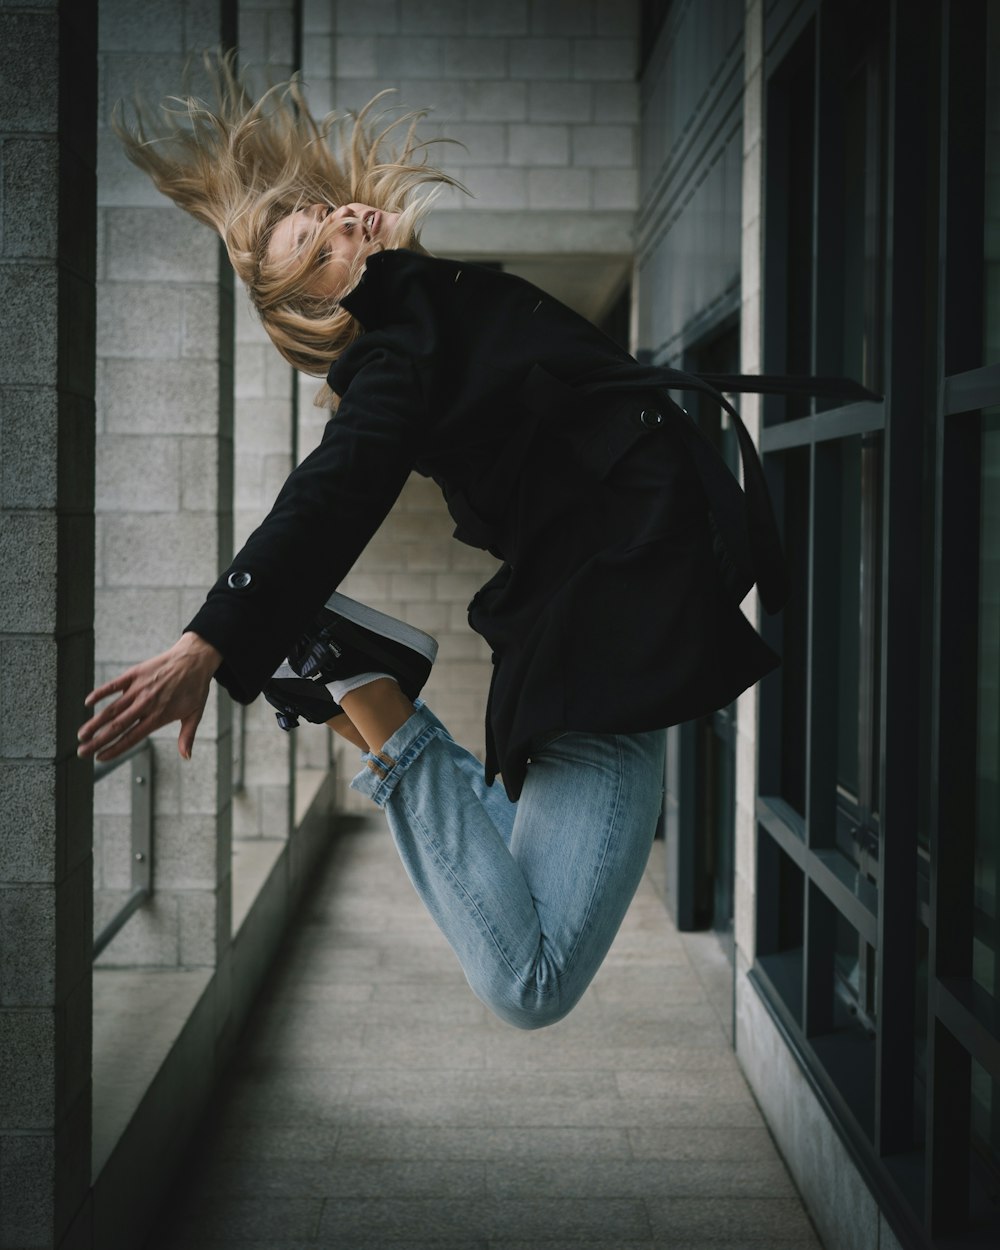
[[348, 1068, 619, 1102], [614, 1069, 752, 1101], [317, 1197, 494, 1241], [201, 1118, 342, 1160], [149, 1243, 328, 1250], [369, 979, 477, 1004], [327, 1092, 488, 1127], [141, 821, 822, 1250], [537, 1007, 724, 1042], [646, 1197, 819, 1241], [490, 1244, 653, 1250], [314, 1197, 652, 1243], [355, 1024, 488, 1070], [484, 1156, 796, 1201], [483, 1039, 731, 1072], [627, 1127, 779, 1160], [619, 1098, 764, 1129], [233, 1029, 371, 1071], [650, 1245, 820, 1250], [319, 1244, 487, 1250], [214, 1069, 354, 1117], [478, 1092, 627, 1128], [492, 1197, 652, 1241], [320, 1159, 488, 1199], [176, 1154, 344, 1198], [481, 1095, 761, 1130], [151, 1196, 320, 1243], [306, 993, 487, 1025], [257, 979, 376, 1006], [334, 1124, 634, 1161]]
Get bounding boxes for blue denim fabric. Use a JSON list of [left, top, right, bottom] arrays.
[[351, 703, 666, 1029]]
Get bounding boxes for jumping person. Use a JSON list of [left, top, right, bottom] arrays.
[[77, 57, 786, 1029]]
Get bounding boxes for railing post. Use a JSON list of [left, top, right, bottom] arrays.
[[92, 742, 155, 960], [131, 749, 152, 896]]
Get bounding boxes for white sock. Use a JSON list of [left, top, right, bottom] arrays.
[[327, 671, 395, 704]]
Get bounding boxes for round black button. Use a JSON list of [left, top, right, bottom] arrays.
[[227, 570, 252, 590], [640, 409, 664, 427]]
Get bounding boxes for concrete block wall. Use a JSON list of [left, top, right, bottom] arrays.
[[0, 4, 98, 1247], [231, 0, 298, 842], [300, 0, 639, 259], [93, 0, 237, 970], [733, 0, 764, 974]]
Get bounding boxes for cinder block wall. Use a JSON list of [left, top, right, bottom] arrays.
[[301, 0, 639, 249], [232, 1, 299, 841], [0, 4, 98, 1246], [93, 0, 237, 969], [734, 0, 764, 977], [287, 0, 640, 807]]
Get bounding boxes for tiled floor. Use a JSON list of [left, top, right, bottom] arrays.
[[146, 817, 822, 1249]]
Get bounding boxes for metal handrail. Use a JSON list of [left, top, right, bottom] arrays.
[[92, 741, 153, 959], [234, 702, 247, 794]]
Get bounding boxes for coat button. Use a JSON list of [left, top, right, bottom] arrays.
[[227, 570, 252, 590], [640, 408, 664, 427]]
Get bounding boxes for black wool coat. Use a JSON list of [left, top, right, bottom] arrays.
[[187, 249, 784, 799]]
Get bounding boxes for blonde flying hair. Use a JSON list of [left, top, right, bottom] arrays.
[[113, 52, 463, 380]]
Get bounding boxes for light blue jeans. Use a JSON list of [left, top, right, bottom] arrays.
[[350, 703, 666, 1030]]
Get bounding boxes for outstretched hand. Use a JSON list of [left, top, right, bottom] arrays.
[[77, 632, 223, 764]]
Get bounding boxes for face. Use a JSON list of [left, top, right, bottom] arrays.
[[267, 202, 400, 298]]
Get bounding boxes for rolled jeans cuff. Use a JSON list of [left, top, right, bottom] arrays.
[[349, 702, 445, 808]]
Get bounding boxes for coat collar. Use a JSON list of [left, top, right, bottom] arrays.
[[337, 251, 388, 328], [337, 248, 424, 329]]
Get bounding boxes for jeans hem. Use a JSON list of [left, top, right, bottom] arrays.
[[349, 704, 445, 808]]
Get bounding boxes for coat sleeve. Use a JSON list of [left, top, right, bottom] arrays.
[[185, 336, 424, 703]]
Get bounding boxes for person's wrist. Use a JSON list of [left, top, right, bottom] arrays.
[[180, 631, 222, 672]]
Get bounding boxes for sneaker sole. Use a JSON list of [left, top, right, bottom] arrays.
[[325, 592, 439, 665]]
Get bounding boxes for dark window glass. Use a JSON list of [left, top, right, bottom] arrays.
[[764, 24, 815, 424], [833, 434, 883, 877], [913, 921, 929, 1147], [975, 409, 1000, 1000], [970, 1058, 1000, 1238], [700, 710, 736, 943], [987, 2, 1000, 366], [838, 25, 885, 393], [836, 437, 862, 798], [683, 326, 741, 946], [809, 889, 877, 1139], [757, 833, 805, 1023], [833, 906, 877, 1034], [778, 446, 810, 816]]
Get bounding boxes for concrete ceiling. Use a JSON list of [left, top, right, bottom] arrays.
[[421, 210, 635, 325], [499, 256, 632, 325]]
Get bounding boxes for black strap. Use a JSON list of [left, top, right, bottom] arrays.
[[696, 374, 882, 402], [652, 368, 789, 614], [572, 365, 879, 614], [461, 364, 874, 617]]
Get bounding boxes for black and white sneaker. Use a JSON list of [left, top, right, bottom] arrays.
[[262, 594, 438, 732]]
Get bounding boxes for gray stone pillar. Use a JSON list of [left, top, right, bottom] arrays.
[[232, 0, 298, 847], [93, 0, 236, 973], [0, 4, 98, 1248]]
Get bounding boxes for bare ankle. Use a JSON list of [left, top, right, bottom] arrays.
[[340, 678, 415, 752], [327, 715, 368, 751]]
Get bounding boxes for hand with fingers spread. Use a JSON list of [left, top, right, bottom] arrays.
[[77, 632, 223, 764]]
